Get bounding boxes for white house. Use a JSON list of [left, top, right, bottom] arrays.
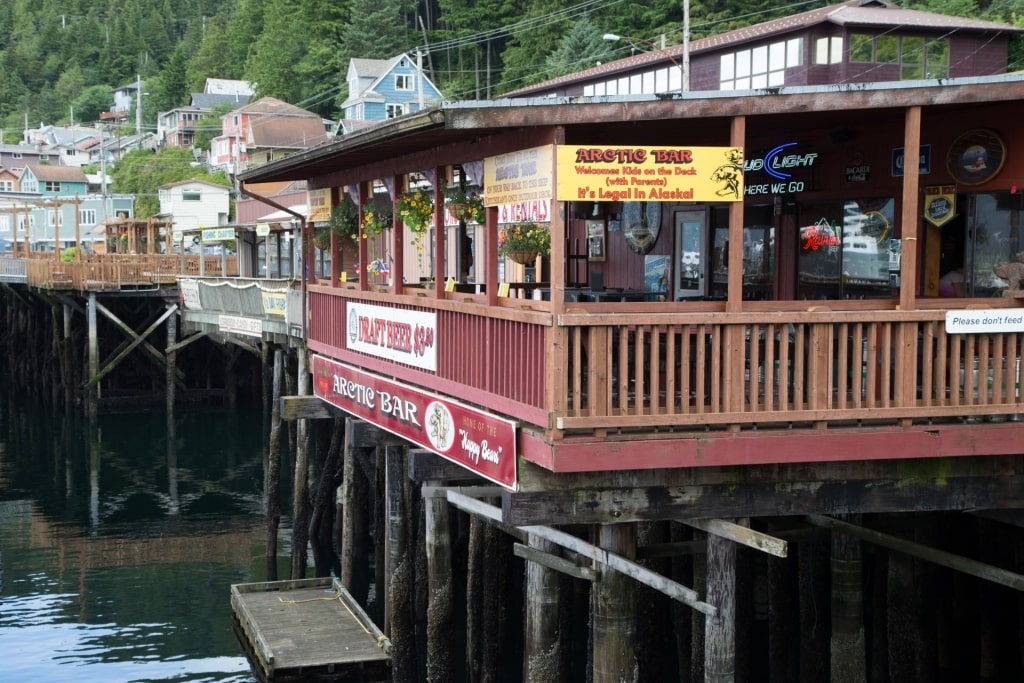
[[157, 178, 230, 233]]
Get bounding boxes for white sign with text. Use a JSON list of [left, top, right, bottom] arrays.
[[346, 302, 438, 372], [946, 309, 1024, 334]]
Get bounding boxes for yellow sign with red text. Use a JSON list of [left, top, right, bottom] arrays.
[[556, 145, 745, 202]]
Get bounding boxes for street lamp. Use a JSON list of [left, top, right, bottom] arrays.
[[603, 31, 689, 94]]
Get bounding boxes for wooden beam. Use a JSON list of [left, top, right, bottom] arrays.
[[407, 449, 487, 484], [513, 542, 597, 581], [165, 330, 209, 353], [806, 514, 1024, 592], [447, 489, 716, 617], [503, 474, 1024, 525], [685, 518, 787, 558]]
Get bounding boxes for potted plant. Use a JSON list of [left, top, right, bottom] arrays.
[[498, 221, 551, 265], [361, 204, 392, 239], [395, 186, 434, 257], [444, 185, 486, 224], [329, 201, 360, 244]]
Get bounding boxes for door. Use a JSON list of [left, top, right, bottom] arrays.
[[674, 208, 707, 300]]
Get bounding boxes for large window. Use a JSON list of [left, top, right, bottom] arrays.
[[79, 209, 96, 225], [797, 198, 896, 300], [849, 33, 949, 79], [720, 38, 802, 90], [44, 181, 60, 192], [386, 103, 405, 119], [813, 36, 843, 65], [709, 204, 775, 300], [395, 74, 413, 91]]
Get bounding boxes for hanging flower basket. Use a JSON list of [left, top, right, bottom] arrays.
[[444, 185, 486, 224], [505, 249, 539, 265], [498, 221, 550, 265]]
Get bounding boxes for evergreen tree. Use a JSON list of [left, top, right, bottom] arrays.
[[245, 0, 306, 101], [544, 13, 615, 80]]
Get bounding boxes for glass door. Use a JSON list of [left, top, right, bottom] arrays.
[[674, 209, 707, 300]]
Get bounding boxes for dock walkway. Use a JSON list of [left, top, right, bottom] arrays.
[[231, 576, 391, 682]]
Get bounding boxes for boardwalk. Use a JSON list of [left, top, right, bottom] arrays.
[[231, 577, 391, 682]]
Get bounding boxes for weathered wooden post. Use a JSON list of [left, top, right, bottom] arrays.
[[340, 420, 371, 605], [425, 486, 454, 681], [87, 291, 98, 420], [385, 444, 415, 682], [831, 515, 866, 682], [165, 304, 176, 414], [523, 533, 563, 683], [290, 346, 310, 580], [592, 522, 638, 683], [705, 532, 736, 683], [265, 346, 284, 581]]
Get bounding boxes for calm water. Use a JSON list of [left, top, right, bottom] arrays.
[[0, 385, 288, 682]]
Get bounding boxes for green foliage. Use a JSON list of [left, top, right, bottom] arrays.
[[60, 247, 77, 263], [544, 13, 615, 80], [110, 147, 231, 218], [73, 85, 116, 124]]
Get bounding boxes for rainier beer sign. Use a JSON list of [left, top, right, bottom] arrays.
[[312, 356, 518, 489]]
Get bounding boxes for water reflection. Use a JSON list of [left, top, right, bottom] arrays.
[[0, 392, 285, 683]]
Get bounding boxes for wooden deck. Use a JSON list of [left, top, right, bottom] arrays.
[[231, 577, 391, 682]]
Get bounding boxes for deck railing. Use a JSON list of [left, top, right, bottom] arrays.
[[560, 310, 1023, 432], [308, 287, 1024, 435], [22, 254, 239, 290]]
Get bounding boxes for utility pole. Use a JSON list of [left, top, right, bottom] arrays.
[[682, 0, 691, 93], [136, 74, 143, 149]]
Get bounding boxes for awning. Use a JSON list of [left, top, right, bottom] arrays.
[[255, 204, 307, 225]]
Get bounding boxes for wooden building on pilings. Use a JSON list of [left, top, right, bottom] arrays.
[[239, 75, 1024, 682]]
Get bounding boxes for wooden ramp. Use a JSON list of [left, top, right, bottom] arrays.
[[231, 577, 391, 682]]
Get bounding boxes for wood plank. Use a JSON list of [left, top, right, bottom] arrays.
[[502, 473, 1024, 526], [513, 542, 597, 581], [230, 577, 390, 682], [684, 518, 788, 558]]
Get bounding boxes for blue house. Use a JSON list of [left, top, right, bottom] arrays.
[[18, 164, 89, 197], [339, 54, 443, 135]]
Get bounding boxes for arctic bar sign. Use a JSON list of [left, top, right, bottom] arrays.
[[312, 355, 518, 490]]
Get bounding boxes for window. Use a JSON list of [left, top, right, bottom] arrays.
[[79, 209, 97, 225], [386, 103, 405, 119], [39, 155, 49, 162], [12, 153, 22, 159], [848, 34, 949, 79], [182, 191, 201, 201], [0, 180, 12, 192], [395, 74, 414, 91], [797, 198, 895, 300], [721, 38, 802, 90], [44, 181, 60, 192], [47, 210, 56, 227], [814, 36, 843, 65], [65, 149, 75, 156]]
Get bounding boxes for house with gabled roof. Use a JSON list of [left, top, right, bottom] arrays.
[[505, 0, 1024, 98], [158, 80, 257, 149], [157, 178, 231, 233], [338, 54, 443, 135], [0, 144, 53, 175], [18, 164, 88, 197], [209, 97, 330, 175]]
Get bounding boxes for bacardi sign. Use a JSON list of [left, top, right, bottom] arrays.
[[312, 356, 518, 489]]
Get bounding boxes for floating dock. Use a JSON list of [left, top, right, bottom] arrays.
[[231, 576, 391, 682]]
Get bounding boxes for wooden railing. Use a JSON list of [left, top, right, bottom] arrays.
[[22, 254, 239, 290], [558, 310, 1024, 432]]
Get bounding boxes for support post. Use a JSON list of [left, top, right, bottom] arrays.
[[592, 522, 638, 683], [523, 533, 563, 683], [705, 530, 737, 683], [425, 489, 454, 681]]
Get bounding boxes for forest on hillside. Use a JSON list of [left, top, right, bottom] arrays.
[[0, 0, 1022, 143]]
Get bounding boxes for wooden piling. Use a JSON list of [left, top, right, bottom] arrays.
[[266, 346, 284, 581], [385, 445, 415, 681], [705, 530, 736, 683], [466, 514, 485, 683], [800, 528, 830, 681], [523, 533, 563, 683], [830, 515, 866, 683], [592, 522, 638, 683], [87, 292, 98, 420], [166, 306, 176, 414], [340, 420, 371, 605], [767, 543, 799, 683], [290, 346, 310, 580], [425, 489, 454, 682]]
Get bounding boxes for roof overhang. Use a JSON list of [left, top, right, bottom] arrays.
[[239, 74, 1024, 186]]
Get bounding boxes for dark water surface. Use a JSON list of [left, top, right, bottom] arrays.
[[0, 386, 285, 682]]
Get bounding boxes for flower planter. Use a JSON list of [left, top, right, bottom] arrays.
[[505, 249, 539, 265]]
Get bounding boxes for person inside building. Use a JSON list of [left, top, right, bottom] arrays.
[[939, 266, 965, 297]]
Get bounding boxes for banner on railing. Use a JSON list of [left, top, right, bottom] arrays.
[[346, 301, 437, 372], [313, 356, 518, 489]]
